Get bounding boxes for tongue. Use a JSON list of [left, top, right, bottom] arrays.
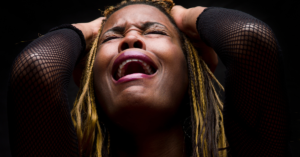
[[124, 62, 146, 76]]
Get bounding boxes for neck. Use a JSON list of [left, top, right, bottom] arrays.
[[108, 122, 187, 157]]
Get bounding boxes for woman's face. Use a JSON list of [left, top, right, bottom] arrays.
[[93, 4, 188, 132]]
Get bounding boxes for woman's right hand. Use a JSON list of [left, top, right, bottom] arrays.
[[72, 17, 105, 87], [72, 17, 106, 51]]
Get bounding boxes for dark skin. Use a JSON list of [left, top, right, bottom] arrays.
[[72, 4, 215, 157]]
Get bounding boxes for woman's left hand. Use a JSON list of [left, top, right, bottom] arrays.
[[171, 5, 218, 73]]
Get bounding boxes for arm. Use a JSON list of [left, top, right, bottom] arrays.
[[7, 17, 104, 156], [172, 6, 289, 156], [7, 27, 83, 156]]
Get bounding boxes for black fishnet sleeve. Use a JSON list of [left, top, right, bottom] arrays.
[[196, 7, 289, 156], [7, 25, 86, 156]]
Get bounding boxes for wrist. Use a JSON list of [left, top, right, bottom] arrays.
[[182, 6, 206, 40], [72, 23, 93, 50]]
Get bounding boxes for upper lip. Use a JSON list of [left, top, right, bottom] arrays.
[[112, 50, 158, 80]]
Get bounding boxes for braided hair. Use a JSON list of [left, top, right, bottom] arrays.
[[71, 0, 227, 156]]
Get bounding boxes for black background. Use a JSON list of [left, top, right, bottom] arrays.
[[1, 0, 299, 156]]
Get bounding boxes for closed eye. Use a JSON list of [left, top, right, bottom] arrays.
[[146, 31, 167, 35], [102, 36, 120, 43]]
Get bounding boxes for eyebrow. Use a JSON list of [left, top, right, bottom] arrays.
[[102, 22, 168, 36]]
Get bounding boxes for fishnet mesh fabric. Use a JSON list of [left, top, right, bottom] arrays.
[[197, 7, 288, 156], [8, 29, 81, 156], [7, 7, 288, 157]]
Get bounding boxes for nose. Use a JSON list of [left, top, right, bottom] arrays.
[[118, 33, 146, 52]]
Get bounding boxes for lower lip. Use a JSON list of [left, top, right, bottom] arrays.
[[113, 73, 154, 84]]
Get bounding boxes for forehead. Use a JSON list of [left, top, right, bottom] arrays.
[[103, 4, 174, 31]]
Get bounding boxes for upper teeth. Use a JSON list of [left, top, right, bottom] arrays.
[[117, 59, 153, 78]]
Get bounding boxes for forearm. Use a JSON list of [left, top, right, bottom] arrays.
[[72, 23, 94, 50], [195, 7, 279, 56], [195, 7, 288, 156], [8, 28, 83, 156]]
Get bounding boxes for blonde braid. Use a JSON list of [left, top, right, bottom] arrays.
[[71, 20, 105, 157], [184, 35, 227, 157]]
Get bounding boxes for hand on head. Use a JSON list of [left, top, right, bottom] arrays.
[[72, 17, 106, 86], [72, 17, 106, 51], [171, 5, 218, 73], [72, 5, 218, 86]]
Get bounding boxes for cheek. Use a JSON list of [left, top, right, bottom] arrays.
[[148, 38, 188, 78], [94, 46, 110, 86], [93, 44, 118, 105], [147, 38, 189, 103], [94, 43, 118, 72], [93, 41, 121, 81]]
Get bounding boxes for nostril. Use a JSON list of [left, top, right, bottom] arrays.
[[133, 41, 143, 48], [121, 43, 129, 51]]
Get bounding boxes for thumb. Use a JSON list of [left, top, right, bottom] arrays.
[[170, 5, 187, 31], [89, 17, 106, 36]]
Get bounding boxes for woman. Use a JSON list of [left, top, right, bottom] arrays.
[[7, 0, 289, 156]]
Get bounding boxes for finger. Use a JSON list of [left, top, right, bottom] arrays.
[[93, 17, 106, 21], [170, 5, 187, 30], [91, 17, 106, 26]]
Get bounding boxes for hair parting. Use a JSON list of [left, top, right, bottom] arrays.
[[71, 0, 227, 157]]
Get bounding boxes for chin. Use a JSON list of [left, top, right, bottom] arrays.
[[100, 90, 180, 133]]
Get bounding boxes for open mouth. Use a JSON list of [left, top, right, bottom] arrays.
[[112, 52, 158, 81]]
